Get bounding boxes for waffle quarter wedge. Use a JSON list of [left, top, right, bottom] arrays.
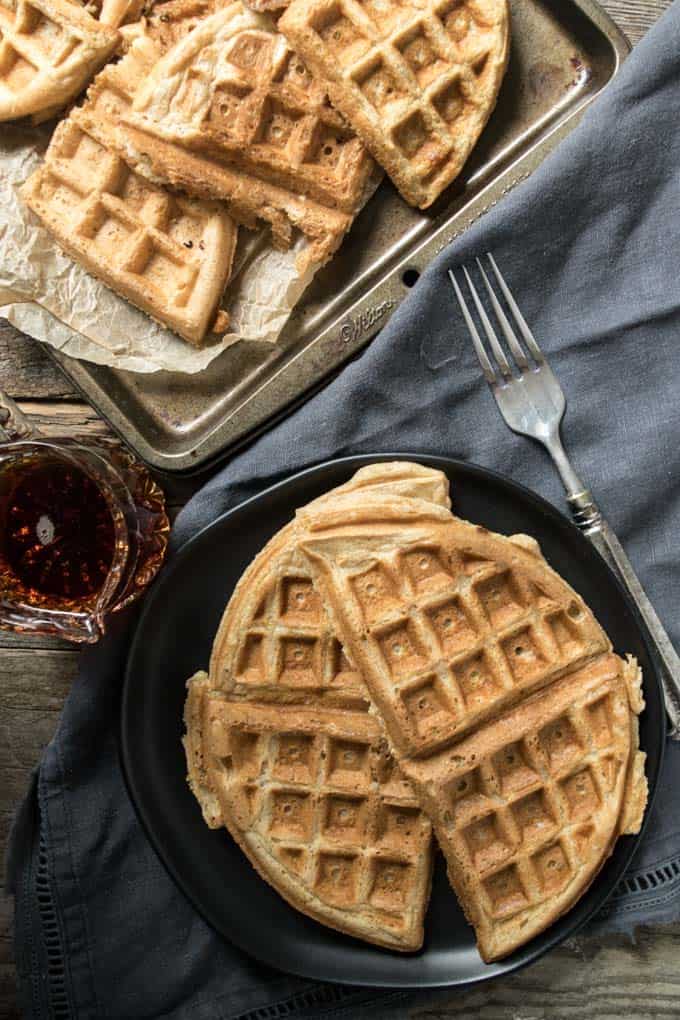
[[21, 101, 238, 345], [21, 3, 239, 345], [185, 676, 433, 951], [279, 0, 509, 207], [400, 653, 646, 961], [298, 492, 611, 754], [0, 0, 118, 121], [184, 464, 447, 950]]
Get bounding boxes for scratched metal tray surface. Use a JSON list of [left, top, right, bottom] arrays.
[[48, 0, 629, 473]]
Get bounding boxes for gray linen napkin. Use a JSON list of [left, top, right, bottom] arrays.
[[8, 1, 680, 1015]]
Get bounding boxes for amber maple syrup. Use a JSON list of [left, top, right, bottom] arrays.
[[1, 458, 116, 608]]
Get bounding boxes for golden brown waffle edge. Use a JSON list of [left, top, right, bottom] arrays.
[[279, 0, 510, 207]]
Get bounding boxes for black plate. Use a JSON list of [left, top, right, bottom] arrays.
[[121, 454, 665, 988]]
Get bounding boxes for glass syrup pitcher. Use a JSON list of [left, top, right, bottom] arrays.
[[0, 391, 169, 643]]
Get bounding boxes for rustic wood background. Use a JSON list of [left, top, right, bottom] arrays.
[[1, 1, 674, 1016]]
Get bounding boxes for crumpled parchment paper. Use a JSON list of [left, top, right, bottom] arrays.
[[0, 123, 316, 374]]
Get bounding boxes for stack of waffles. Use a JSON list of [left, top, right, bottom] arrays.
[[9, 0, 510, 346], [185, 462, 648, 960]]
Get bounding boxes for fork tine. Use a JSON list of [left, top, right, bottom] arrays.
[[462, 267, 512, 378], [447, 269, 497, 385], [487, 253, 544, 364], [476, 258, 529, 371]]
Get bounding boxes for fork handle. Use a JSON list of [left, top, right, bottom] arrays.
[[568, 489, 680, 739]]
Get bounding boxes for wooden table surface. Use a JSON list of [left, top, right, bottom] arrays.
[[1, 2, 675, 1016]]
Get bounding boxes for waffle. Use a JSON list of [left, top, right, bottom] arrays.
[[186, 676, 434, 951], [296, 479, 647, 958], [299, 492, 611, 753], [407, 653, 646, 961], [21, 6, 239, 345], [21, 100, 238, 345], [184, 464, 446, 950], [91, 2, 378, 271], [279, 0, 509, 207], [0, 0, 118, 121]]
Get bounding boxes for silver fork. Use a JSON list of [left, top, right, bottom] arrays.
[[449, 253, 680, 738]]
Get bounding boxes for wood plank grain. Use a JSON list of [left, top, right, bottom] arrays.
[[0, 323, 76, 401], [604, 0, 668, 42], [0, 648, 77, 1020], [9, 400, 112, 439], [414, 926, 680, 1018]]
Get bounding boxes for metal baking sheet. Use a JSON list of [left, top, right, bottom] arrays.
[[47, 0, 629, 473]]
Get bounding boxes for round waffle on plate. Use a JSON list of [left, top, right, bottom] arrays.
[[183, 462, 648, 962], [122, 454, 664, 987]]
